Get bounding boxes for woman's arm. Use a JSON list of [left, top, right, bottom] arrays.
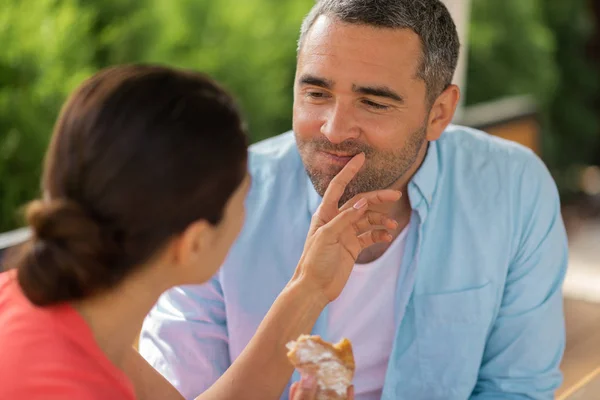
[[123, 283, 321, 400], [123, 347, 185, 400], [197, 279, 327, 400], [197, 154, 399, 400]]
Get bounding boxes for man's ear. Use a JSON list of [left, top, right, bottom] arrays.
[[426, 84, 460, 141]]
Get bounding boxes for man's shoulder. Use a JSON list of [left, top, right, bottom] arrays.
[[438, 124, 553, 184], [248, 131, 300, 172], [249, 130, 296, 154], [439, 124, 538, 166], [245, 131, 306, 203], [437, 124, 557, 204]]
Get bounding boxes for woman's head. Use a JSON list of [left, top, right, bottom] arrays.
[[11, 64, 249, 306]]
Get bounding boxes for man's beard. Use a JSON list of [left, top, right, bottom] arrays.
[[296, 125, 427, 206]]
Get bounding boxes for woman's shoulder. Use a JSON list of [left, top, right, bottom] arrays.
[[0, 367, 135, 400], [0, 270, 135, 399], [0, 269, 64, 332], [0, 270, 81, 376]]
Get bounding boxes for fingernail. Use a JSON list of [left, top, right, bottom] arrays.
[[301, 374, 316, 389], [353, 198, 368, 209]]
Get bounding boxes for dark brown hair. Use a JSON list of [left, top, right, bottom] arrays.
[[9, 64, 248, 306]]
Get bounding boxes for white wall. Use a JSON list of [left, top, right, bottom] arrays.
[[441, 0, 472, 119]]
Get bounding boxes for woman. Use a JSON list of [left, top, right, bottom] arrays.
[[0, 65, 400, 400]]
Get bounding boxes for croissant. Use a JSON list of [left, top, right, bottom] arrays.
[[286, 335, 355, 400]]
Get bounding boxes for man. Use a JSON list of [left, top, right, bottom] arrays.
[[140, 0, 568, 399]]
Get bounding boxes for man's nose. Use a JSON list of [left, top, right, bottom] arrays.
[[320, 101, 360, 144]]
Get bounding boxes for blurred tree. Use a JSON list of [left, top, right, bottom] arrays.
[[466, 0, 600, 199], [540, 0, 600, 198], [0, 0, 97, 230], [466, 0, 558, 105], [592, 0, 600, 168]]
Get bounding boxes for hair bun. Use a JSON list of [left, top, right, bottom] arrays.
[[14, 199, 121, 305], [27, 199, 101, 244]]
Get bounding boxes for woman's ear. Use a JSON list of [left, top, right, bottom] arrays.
[[170, 220, 214, 269]]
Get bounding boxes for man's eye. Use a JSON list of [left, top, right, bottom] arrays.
[[306, 91, 328, 99], [363, 99, 389, 110]]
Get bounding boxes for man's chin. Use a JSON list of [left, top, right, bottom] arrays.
[[311, 160, 344, 174], [309, 177, 360, 205]]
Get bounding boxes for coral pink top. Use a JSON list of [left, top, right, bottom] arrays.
[[0, 270, 136, 399]]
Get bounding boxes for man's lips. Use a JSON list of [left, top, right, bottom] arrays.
[[317, 151, 357, 164]]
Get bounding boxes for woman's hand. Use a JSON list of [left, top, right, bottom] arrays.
[[289, 375, 354, 400], [291, 152, 401, 304]]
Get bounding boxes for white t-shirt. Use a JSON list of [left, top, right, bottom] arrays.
[[326, 225, 409, 400]]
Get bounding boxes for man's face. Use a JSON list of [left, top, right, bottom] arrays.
[[293, 15, 431, 205]]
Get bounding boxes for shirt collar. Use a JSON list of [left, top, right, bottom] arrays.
[[408, 139, 439, 211], [306, 139, 441, 215]]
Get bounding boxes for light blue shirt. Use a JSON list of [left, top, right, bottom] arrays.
[[140, 125, 568, 400]]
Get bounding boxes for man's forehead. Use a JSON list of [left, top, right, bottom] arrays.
[[298, 16, 423, 81], [301, 15, 421, 54]]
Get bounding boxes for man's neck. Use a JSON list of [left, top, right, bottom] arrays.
[[356, 193, 411, 264], [356, 141, 429, 264]]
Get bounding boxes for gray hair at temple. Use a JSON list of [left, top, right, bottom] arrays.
[[297, 0, 460, 104]]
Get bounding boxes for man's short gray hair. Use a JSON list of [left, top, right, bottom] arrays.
[[298, 0, 460, 104]]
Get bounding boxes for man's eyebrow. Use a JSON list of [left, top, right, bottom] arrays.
[[298, 75, 404, 103], [352, 84, 404, 103], [298, 74, 334, 90]]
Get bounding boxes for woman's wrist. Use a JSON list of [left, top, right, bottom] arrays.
[[284, 272, 330, 312], [203, 266, 331, 400]]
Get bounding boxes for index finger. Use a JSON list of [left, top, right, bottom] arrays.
[[291, 375, 318, 400], [320, 153, 366, 217]]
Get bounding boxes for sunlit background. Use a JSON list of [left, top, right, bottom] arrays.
[[1, 0, 599, 397]]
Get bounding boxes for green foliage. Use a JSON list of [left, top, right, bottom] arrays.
[[540, 0, 600, 195], [466, 0, 558, 106], [466, 0, 600, 198], [0, 0, 97, 230]]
